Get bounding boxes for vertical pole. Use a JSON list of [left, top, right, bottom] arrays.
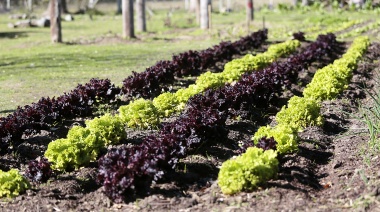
[[262, 16, 265, 29], [246, 0, 253, 21], [208, 3, 212, 29]]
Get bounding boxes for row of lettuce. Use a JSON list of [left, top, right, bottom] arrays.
[[0, 35, 368, 201], [0, 29, 274, 200], [0, 35, 301, 199], [0, 30, 268, 154], [43, 39, 301, 171], [285, 18, 378, 41], [95, 33, 342, 201], [217, 36, 370, 195]]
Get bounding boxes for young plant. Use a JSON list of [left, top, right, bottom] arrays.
[[86, 113, 126, 146], [119, 99, 160, 129], [276, 96, 324, 132], [0, 169, 30, 198], [217, 147, 278, 195], [25, 157, 52, 183], [45, 126, 98, 171], [252, 125, 299, 155]]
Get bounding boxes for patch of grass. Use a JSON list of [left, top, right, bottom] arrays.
[[358, 89, 380, 151]]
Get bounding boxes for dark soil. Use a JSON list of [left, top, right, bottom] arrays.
[[2, 42, 380, 212]]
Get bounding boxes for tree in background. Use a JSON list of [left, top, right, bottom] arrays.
[[196, 0, 200, 24], [122, 0, 134, 38], [117, 0, 121, 14], [50, 0, 62, 43], [61, 0, 68, 13], [46, 0, 68, 14], [200, 0, 209, 29], [136, 0, 146, 32]]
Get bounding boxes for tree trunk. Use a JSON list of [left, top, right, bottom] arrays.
[[185, 0, 189, 10], [268, 0, 273, 9], [61, 0, 68, 13], [136, 0, 146, 32], [200, 0, 209, 29], [46, 0, 67, 15], [50, 0, 62, 43], [6, 0, 10, 10], [88, 0, 97, 9], [122, 0, 134, 38], [302, 0, 308, 6], [246, 0, 253, 22], [117, 0, 122, 14], [226, 0, 232, 11], [26, 0, 33, 13], [189, 0, 197, 11], [196, 0, 200, 24], [293, 0, 298, 6]]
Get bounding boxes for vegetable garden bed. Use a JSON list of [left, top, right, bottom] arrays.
[[1, 32, 380, 211]]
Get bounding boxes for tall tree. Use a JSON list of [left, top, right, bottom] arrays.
[[196, 0, 200, 24], [122, 0, 134, 38], [27, 0, 33, 12], [226, 0, 231, 11], [61, 0, 68, 13], [46, 0, 68, 15], [50, 0, 62, 43], [136, 0, 146, 32], [117, 0, 122, 14], [200, 0, 209, 29], [189, 0, 197, 11], [246, 0, 253, 22]]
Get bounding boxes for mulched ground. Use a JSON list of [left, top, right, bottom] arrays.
[[1, 41, 380, 212]]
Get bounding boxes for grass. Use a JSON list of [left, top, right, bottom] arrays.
[[1, 2, 380, 115], [358, 88, 380, 150]]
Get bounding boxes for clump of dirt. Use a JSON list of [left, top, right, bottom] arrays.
[[1, 42, 380, 211]]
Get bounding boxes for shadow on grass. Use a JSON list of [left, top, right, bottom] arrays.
[[0, 109, 15, 116], [0, 31, 28, 39]]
